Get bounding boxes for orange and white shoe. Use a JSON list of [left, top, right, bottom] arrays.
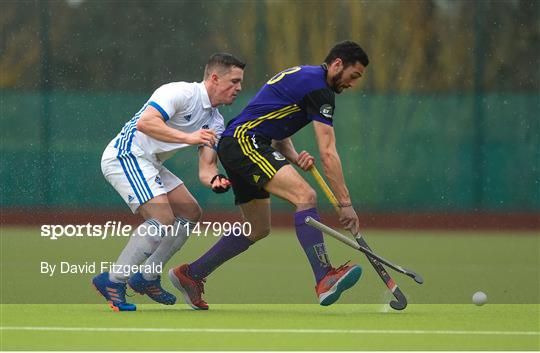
[[168, 264, 209, 310], [316, 262, 362, 306]]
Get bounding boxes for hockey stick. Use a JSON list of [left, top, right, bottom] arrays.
[[304, 216, 423, 283], [309, 166, 422, 310]]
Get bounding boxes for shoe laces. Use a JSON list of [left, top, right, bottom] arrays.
[[334, 260, 351, 272], [117, 281, 135, 298], [196, 278, 206, 295], [110, 283, 130, 302], [148, 284, 163, 296]]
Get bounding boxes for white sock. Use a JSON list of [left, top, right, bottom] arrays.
[[109, 219, 166, 283], [142, 217, 195, 280]]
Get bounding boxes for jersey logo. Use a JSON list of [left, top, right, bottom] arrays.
[[128, 195, 134, 202], [183, 114, 192, 121], [253, 174, 261, 183], [320, 104, 334, 119], [251, 135, 259, 149], [272, 151, 286, 161], [202, 124, 209, 129]]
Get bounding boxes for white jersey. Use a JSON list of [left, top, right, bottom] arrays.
[[111, 81, 224, 162]]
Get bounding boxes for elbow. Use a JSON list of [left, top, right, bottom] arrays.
[[199, 169, 212, 186], [198, 172, 206, 185], [136, 119, 148, 133]]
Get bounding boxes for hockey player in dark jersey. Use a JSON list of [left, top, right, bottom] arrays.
[[169, 41, 369, 309]]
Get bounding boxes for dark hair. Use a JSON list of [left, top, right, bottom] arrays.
[[204, 53, 246, 79], [324, 40, 369, 67]]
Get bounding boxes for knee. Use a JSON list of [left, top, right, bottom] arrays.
[[248, 225, 270, 242], [177, 203, 203, 223], [188, 204, 203, 222], [154, 214, 175, 226], [294, 186, 317, 208]]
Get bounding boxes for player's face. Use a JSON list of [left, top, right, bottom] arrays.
[[215, 67, 244, 105], [330, 61, 365, 94]]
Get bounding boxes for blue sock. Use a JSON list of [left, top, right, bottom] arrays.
[[189, 232, 253, 280], [294, 208, 332, 283]]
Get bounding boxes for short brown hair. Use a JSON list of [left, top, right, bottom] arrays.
[[204, 53, 246, 80]]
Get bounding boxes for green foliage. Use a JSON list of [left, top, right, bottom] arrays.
[[1, 0, 539, 92]]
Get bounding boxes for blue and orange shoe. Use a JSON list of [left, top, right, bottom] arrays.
[[92, 272, 136, 312], [128, 272, 176, 305], [316, 262, 362, 306]]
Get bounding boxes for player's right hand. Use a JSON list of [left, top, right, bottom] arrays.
[[211, 174, 231, 193], [296, 150, 315, 171], [186, 129, 217, 146], [338, 205, 360, 235]]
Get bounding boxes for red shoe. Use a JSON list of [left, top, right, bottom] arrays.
[[168, 264, 209, 310], [316, 262, 362, 306]]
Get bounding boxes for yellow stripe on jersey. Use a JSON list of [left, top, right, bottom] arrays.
[[244, 105, 299, 132], [234, 104, 301, 178], [233, 104, 300, 138], [233, 105, 294, 138]]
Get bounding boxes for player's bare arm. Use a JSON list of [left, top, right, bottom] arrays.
[[198, 146, 231, 192], [271, 138, 314, 171], [137, 106, 217, 146], [313, 120, 359, 233], [312, 121, 350, 203]]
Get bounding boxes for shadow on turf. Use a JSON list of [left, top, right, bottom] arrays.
[[114, 304, 413, 317]]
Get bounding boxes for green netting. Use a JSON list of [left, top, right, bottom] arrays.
[[1, 90, 538, 211]]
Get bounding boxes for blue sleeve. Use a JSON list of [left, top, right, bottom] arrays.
[[148, 101, 170, 121]]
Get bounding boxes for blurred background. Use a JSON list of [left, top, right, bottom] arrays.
[[0, 0, 539, 306], [1, 0, 539, 225]]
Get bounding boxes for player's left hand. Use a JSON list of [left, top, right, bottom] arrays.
[[338, 205, 360, 235], [296, 151, 315, 171], [211, 174, 231, 193]]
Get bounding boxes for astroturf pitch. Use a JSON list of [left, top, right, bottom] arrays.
[[1, 227, 538, 350], [1, 304, 538, 350]]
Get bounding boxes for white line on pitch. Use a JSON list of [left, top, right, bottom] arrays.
[[0, 326, 538, 336]]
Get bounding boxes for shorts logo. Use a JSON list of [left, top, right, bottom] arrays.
[[272, 151, 286, 161], [320, 104, 334, 119], [202, 124, 209, 129], [155, 175, 162, 185], [183, 114, 192, 121], [128, 195, 134, 202], [253, 174, 261, 183]]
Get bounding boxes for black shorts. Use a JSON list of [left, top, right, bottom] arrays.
[[217, 135, 289, 205]]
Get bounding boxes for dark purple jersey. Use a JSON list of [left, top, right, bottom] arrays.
[[223, 65, 335, 140]]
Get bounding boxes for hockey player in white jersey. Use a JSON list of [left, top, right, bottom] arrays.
[[93, 53, 245, 311]]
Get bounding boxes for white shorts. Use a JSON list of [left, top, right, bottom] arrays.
[[101, 145, 183, 213]]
